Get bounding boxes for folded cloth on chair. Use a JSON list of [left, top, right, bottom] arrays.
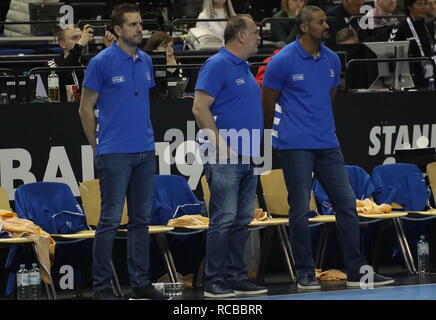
[[167, 214, 209, 227], [167, 209, 269, 227], [356, 198, 392, 214], [0, 209, 55, 284]]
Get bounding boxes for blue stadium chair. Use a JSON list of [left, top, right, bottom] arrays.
[[5, 182, 94, 299]]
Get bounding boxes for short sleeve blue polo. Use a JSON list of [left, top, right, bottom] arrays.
[[83, 41, 155, 155], [262, 39, 341, 150], [195, 47, 264, 157]]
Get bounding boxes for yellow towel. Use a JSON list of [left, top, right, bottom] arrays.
[[167, 209, 270, 227], [356, 198, 392, 214], [0, 209, 55, 284]]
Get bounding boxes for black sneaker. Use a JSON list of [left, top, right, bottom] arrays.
[[228, 279, 268, 296], [347, 273, 395, 288], [297, 273, 321, 290], [129, 285, 170, 300], [94, 288, 119, 300], [204, 280, 235, 298]]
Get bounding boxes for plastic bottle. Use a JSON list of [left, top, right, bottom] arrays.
[[16, 264, 29, 300], [428, 78, 435, 91], [29, 263, 42, 300], [0, 92, 8, 104], [417, 235, 429, 276], [48, 70, 60, 102]]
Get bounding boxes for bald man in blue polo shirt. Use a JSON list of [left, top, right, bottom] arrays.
[[78, 3, 168, 300], [262, 6, 395, 290], [192, 14, 268, 299]]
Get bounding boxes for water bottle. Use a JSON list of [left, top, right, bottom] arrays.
[[29, 263, 42, 300], [16, 264, 29, 300], [417, 235, 429, 276], [0, 92, 8, 104], [428, 78, 435, 91], [48, 70, 60, 102]]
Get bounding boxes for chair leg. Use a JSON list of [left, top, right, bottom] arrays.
[[371, 220, 387, 273], [257, 227, 273, 283], [315, 224, 331, 270], [155, 233, 179, 283], [277, 224, 296, 282], [110, 260, 123, 297], [194, 258, 205, 288], [392, 217, 417, 274]]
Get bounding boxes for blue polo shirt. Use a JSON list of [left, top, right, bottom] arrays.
[[82, 41, 155, 155], [195, 47, 263, 157], [262, 39, 341, 150]]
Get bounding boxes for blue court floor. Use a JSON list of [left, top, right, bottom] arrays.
[[239, 283, 436, 300]]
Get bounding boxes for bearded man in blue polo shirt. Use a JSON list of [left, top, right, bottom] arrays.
[[262, 6, 395, 290], [78, 3, 168, 300], [192, 14, 268, 298]]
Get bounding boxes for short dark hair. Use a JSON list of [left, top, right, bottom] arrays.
[[111, 3, 141, 28], [404, 0, 417, 16], [296, 5, 323, 34], [143, 31, 173, 51], [223, 14, 253, 44]]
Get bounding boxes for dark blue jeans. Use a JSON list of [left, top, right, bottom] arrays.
[[203, 162, 258, 284], [93, 151, 155, 290], [279, 148, 367, 278]]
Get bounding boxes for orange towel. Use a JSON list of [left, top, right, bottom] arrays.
[[356, 198, 392, 214], [167, 209, 269, 227], [0, 209, 55, 284]]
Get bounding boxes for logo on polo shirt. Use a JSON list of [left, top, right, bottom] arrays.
[[329, 69, 335, 78], [292, 74, 304, 81], [235, 78, 246, 85], [146, 71, 151, 81], [112, 75, 125, 84]]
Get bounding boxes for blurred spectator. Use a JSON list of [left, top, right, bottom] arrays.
[[196, 0, 236, 43], [325, 0, 366, 45], [362, 0, 400, 28], [336, 26, 360, 44], [143, 31, 180, 77], [48, 24, 114, 102], [255, 49, 281, 86], [4, 0, 59, 36], [270, 0, 305, 44], [359, 0, 400, 41], [425, 0, 436, 21], [390, 0, 435, 88], [335, 27, 368, 89]]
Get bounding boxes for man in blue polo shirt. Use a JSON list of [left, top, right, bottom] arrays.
[[192, 14, 268, 298], [78, 3, 167, 300], [262, 6, 395, 289]]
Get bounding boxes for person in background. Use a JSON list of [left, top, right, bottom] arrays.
[[390, 0, 435, 89], [78, 3, 168, 300], [425, 0, 436, 21], [196, 0, 237, 43], [143, 31, 180, 77], [271, 0, 306, 44], [325, 0, 366, 45], [336, 26, 360, 44], [192, 14, 267, 299], [261, 5, 395, 290], [362, 0, 399, 28], [48, 24, 115, 102], [359, 0, 399, 41], [335, 27, 368, 89]]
